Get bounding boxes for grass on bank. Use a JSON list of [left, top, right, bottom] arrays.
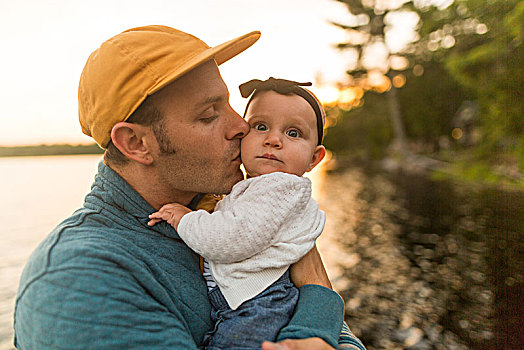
[[0, 144, 104, 158], [431, 154, 524, 191]]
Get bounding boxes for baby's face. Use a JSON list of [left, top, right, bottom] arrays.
[[241, 90, 325, 178]]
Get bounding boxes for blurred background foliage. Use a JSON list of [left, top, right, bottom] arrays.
[[322, 0, 523, 186]]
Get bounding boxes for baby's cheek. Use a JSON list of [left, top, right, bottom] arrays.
[[239, 142, 251, 163]]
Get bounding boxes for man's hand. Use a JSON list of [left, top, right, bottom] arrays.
[[148, 203, 192, 230], [289, 244, 332, 289], [262, 338, 335, 350]]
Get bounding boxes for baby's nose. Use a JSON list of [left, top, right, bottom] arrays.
[[264, 133, 282, 148]]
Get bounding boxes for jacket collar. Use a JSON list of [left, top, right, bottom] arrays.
[[89, 161, 185, 241]]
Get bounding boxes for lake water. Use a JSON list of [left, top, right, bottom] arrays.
[[1, 155, 521, 349], [0, 155, 102, 349], [333, 168, 523, 349]]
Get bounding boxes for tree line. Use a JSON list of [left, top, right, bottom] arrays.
[[323, 0, 523, 183]]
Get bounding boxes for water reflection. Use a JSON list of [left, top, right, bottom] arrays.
[[318, 166, 523, 349]]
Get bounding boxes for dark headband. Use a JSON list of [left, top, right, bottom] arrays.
[[239, 77, 324, 145]]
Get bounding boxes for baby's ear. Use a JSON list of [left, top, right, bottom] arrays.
[[307, 145, 326, 172]]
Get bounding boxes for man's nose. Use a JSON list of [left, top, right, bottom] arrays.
[[226, 109, 250, 140]]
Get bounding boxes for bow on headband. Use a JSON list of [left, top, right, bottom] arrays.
[[239, 77, 312, 98], [239, 77, 324, 145]]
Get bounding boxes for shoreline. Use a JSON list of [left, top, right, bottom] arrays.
[[0, 144, 103, 158], [317, 166, 521, 349]]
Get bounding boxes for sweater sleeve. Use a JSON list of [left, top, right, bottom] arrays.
[[177, 173, 312, 264], [15, 250, 201, 349], [277, 285, 345, 349]]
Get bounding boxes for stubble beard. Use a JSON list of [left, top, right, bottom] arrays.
[[203, 141, 244, 195], [158, 143, 243, 197]]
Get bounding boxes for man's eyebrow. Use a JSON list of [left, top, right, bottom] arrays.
[[194, 95, 224, 110]]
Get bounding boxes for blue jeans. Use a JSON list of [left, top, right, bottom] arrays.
[[203, 270, 298, 350]]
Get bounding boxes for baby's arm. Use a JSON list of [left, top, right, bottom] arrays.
[[177, 174, 314, 264], [148, 203, 192, 230]]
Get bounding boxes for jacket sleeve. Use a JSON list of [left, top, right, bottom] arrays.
[[177, 174, 312, 264], [277, 285, 345, 349], [14, 252, 201, 349]]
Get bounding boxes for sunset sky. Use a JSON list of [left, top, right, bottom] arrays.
[[0, 0, 429, 146]]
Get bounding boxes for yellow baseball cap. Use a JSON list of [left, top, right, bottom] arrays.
[[79, 25, 261, 148]]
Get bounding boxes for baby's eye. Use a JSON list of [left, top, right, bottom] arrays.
[[286, 129, 301, 138], [254, 123, 268, 131]]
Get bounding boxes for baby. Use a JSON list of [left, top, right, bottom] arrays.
[[149, 78, 330, 349]]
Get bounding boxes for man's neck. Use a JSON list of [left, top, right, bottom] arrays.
[[107, 162, 197, 210]]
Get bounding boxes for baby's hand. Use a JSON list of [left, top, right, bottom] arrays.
[[148, 203, 192, 230]]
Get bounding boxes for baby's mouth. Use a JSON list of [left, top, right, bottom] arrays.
[[258, 153, 282, 162]]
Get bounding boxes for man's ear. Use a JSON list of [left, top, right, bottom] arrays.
[[307, 145, 326, 172], [110, 122, 154, 165]]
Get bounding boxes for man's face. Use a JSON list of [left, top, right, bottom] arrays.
[[150, 60, 249, 199]]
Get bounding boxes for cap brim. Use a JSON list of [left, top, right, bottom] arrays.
[[148, 31, 261, 95]]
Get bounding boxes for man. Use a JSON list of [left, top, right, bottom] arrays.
[[14, 25, 364, 349]]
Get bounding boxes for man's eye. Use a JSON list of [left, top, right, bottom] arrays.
[[199, 106, 219, 123], [200, 114, 218, 123], [254, 123, 267, 131], [286, 129, 300, 138]]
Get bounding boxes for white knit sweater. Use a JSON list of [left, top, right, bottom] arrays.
[[177, 172, 325, 310]]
